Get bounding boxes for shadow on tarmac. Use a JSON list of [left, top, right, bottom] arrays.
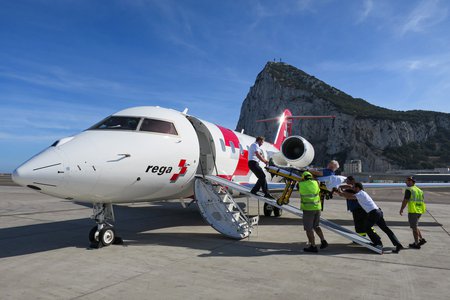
[[0, 201, 441, 259]]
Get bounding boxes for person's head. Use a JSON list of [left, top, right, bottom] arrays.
[[302, 171, 313, 180], [345, 175, 355, 185], [327, 160, 340, 171], [255, 136, 265, 146], [354, 182, 364, 192], [406, 176, 415, 187]]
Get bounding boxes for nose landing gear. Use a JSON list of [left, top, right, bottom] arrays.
[[89, 203, 123, 248]]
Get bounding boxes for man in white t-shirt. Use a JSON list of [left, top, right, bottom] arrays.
[[337, 182, 404, 253], [248, 136, 273, 199]]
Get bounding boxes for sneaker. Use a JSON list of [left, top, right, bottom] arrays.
[[419, 238, 427, 246], [303, 245, 318, 253], [392, 244, 404, 254], [409, 243, 421, 249], [320, 240, 329, 249]]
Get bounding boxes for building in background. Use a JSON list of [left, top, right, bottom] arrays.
[[344, 159, 362, 174]]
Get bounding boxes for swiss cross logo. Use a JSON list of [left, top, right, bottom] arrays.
[[170, 159, 188, 182]]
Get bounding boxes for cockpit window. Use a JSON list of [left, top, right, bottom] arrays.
[[139, 118, 178, 135], [89, 116, 140, 131]]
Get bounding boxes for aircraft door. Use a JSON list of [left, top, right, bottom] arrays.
[[187, 117, 216, 176]]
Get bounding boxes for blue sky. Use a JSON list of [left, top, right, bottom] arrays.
[[1, 0, 450, 172]]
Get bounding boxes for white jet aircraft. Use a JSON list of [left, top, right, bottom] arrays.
[[13, 106, 324, 246]]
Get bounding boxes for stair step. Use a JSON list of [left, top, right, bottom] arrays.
[[195, 178, 260, 240], [230, 211, 240, 220]]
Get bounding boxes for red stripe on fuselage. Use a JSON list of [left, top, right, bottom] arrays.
[[234, 149, 249, 176], [216, 125, 249, 176]]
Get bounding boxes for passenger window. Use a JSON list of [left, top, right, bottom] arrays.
[[219, 139, 226, 152], [140, 119, 178, 135], [239, 144, 244, 155], [230, 141, 236, 154], [89, 116, 141, 131]]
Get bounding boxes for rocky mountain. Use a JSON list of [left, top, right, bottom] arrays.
[[236, 62, 450, 172]]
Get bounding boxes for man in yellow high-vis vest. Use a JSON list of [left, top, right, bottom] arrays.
[[299, 171, 328, 253], [400, 176, 427, 249]]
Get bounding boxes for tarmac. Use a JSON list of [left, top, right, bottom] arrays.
[[1, 175, 450, 300]]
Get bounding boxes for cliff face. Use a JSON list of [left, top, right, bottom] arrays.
[[236, 62, 450, 172]]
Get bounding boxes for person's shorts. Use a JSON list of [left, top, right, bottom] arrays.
[[303, 210, 321, 231], [408, 213, 422, 229]]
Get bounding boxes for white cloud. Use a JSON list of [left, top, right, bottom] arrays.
[[0, 67, 125, 95], [317, 53, 450, 74], [0, 132, 62, 142], [398, 0, 448, 35], [356, 0, 374, 23]]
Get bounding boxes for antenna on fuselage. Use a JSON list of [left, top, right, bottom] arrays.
[[182, 108, 189, 115]]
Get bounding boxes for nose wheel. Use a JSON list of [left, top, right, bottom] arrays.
[[89, 203, 123, 248]]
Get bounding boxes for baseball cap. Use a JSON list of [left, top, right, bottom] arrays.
[[406, 176, 416, 182]]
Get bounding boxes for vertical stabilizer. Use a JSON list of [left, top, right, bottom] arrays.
[[273, 109, 292, 149], [257, 109, 335, 150]]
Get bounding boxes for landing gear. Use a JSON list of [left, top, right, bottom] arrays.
[[273, 207, 282, 217], [89, 203, 122, 248], [263, 203, 273, 216], [99, 226, 116, 246], [263, 203, 282, 217]]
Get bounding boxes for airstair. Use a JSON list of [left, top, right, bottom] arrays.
[[195, 175, 383, 254], [194, 178, 259, 239]]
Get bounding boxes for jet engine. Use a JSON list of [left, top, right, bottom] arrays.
[[271, 136, 315, 168]]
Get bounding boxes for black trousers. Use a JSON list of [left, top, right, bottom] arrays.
[[352, 207, 368, 235], [248, 160, 268, 194], [365, 209, 401, 247]]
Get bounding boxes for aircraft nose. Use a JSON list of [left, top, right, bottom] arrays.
[[11, 168, 23, 186], [12, 148, 66, 190]]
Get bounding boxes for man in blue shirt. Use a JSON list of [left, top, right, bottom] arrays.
[[309, 160, 339, 177]]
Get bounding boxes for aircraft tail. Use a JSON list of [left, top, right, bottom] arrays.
[[273, 109, 292, 149], [256, 109, 292, 150], [257, 109, 336, 150]]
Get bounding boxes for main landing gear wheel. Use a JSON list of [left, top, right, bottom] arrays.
[[273, 207, 282, 217], [263, 203, 282, 217], [263, 203, 273, 217]]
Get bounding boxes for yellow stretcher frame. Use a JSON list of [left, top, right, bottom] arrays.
[[265, 166, 333, 207]]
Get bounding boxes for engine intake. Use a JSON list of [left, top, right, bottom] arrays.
[[271, 136, 314, 168]]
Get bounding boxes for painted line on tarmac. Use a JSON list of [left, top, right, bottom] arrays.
[[427, 209, 450, 237], [335, 254, 450, 272]]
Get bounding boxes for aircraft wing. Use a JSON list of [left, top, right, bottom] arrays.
[[363, 182, 450, 188], [317, 175, 450, 190]]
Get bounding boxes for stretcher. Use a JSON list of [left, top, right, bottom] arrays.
[[264, 165, 334, 207]]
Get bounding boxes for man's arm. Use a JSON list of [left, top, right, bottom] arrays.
[[336, 190, 357, 200], [308, 169, 324, 177], [255, 152, 268, 164], [399, 190, 410, 215], [338, 184, 353, 190]]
